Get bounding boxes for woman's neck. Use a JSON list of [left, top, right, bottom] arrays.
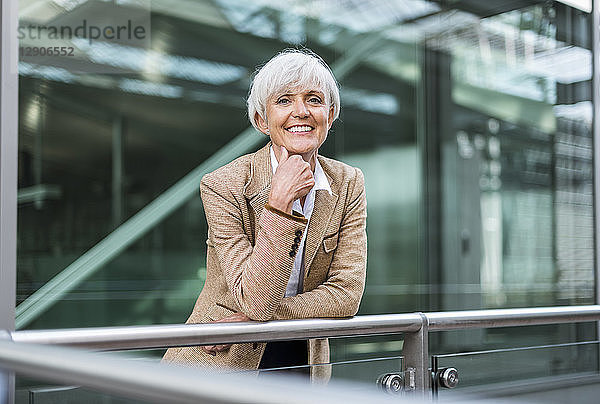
[[273, 146, 317, 172]]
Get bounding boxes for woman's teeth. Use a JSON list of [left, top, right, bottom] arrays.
[[287, 126, 313, 132]]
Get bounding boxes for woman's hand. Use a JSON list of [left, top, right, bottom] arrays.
[[201, 312, 252, 355], [268, 146, 315, 213]]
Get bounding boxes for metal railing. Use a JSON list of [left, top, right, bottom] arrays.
[[0, 338, 399, 404], [4, 304, 600, 399]]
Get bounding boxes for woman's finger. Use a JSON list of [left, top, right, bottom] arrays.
[[202, 345, 217, 356], [280, 145, 289, 162], [295, 181, 315, 199], [301, 176, 315, 188]]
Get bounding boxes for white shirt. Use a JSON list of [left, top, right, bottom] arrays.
[[270, 146, 332, 297]]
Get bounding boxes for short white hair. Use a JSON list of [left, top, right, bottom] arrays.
[[247, 49, 340, 131]]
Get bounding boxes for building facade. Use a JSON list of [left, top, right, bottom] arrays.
[[1, 0, 599, 400]]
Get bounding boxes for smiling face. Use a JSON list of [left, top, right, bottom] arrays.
[[256, 88, 335, 164]]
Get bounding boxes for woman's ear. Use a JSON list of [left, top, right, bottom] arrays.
[[327, 105, 336, 130], [255, 112, 269, 135]]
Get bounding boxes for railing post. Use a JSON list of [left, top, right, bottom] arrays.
[[0, 331, 14, 404], [402, 313, 429, 396], [0, 0, 19, 401]]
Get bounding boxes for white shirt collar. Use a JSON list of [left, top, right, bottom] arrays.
[[270, 146, 332, 196], [270, 145, 331, 297]]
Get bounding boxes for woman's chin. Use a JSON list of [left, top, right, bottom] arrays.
[[283, 142, 318, 156], [287, 148, 315, 158]]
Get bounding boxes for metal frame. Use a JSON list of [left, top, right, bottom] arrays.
[[111, 116, 125, 228], [6, 305, 600, 396], [593, 0, 600, 364], [0, 0, 19, 403]]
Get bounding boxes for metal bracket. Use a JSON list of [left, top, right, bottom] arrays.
[[435, 367, 459, 389], [376, 368, 417, 395], [404, 367, 416, 391], [377, 373, 403, 394], [401, 313, 429, 395]]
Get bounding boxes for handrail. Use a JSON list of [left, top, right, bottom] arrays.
[[11, 306, 600, 351], [5, 305, 600, 397], [0, 340, 396, 404], [426, 305, 600, 330], [11, 313, 424, 350]]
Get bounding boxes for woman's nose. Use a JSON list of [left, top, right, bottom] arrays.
[[292, 100, 309, 118]]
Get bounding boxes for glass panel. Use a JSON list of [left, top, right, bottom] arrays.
[[413, 0, 596, 370], [420, 2, 594, 313], [16, 377, 145, 404], [15, 361, 391, 403], [238, 350, 403, 395], [433, 340, 600, 401], [329, 335, 404, 381], [16, 0, 424, 330]]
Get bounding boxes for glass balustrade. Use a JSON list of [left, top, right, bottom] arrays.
[[433, 340, 600, 402]]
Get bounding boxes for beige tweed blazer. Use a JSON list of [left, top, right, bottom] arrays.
[[163, 142, 367, 380]]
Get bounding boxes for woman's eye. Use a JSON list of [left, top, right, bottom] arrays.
[[309, 97, 323, 103], [276, 98, 290, 104]]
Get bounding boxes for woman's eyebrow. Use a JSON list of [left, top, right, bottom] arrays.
[[275, 90, 323, 99]]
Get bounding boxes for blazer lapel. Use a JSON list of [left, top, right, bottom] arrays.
[[243, 146, 340, 278], [243, 142, 272, 225], [303, 158, 339, 277]]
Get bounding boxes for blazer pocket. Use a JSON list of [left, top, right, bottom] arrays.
[[323, 233, 339, 253], [207, 303, 236, 321]]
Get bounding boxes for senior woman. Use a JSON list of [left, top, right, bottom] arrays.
[[163, 49, 367, 381]]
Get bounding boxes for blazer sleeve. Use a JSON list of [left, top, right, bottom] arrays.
[[200, 174, 307, 321], [272, 167, 367, 319]]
